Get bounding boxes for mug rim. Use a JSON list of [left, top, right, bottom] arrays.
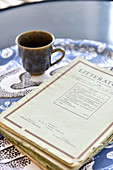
[[15, 30, 55, 49]]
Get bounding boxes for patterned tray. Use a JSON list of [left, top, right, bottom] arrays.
[[0, 39, 113, 169]]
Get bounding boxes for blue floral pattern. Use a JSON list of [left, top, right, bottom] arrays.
[[0, 39, 113, 170]]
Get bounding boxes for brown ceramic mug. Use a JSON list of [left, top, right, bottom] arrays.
[[16, 30, 65, 75]]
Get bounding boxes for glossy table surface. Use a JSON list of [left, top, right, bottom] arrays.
[[0, 1, 113, 50]]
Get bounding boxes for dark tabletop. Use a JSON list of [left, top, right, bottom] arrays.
[[0, 1, 113, 50]]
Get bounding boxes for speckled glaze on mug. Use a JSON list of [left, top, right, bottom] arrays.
[[16, 30, 65, 75]]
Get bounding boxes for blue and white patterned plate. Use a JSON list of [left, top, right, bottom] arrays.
[[0, 39, 113, 170]]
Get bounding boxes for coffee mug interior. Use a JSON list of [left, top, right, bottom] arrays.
[[18, 31, 53, 48]]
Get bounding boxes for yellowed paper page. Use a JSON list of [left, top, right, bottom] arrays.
[[1, 57, 113, 166]]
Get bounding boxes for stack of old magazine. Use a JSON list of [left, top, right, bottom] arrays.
[[0, 57, 113, 169]]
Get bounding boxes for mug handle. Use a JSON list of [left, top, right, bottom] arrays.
[[51, 47, 65, 66]]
